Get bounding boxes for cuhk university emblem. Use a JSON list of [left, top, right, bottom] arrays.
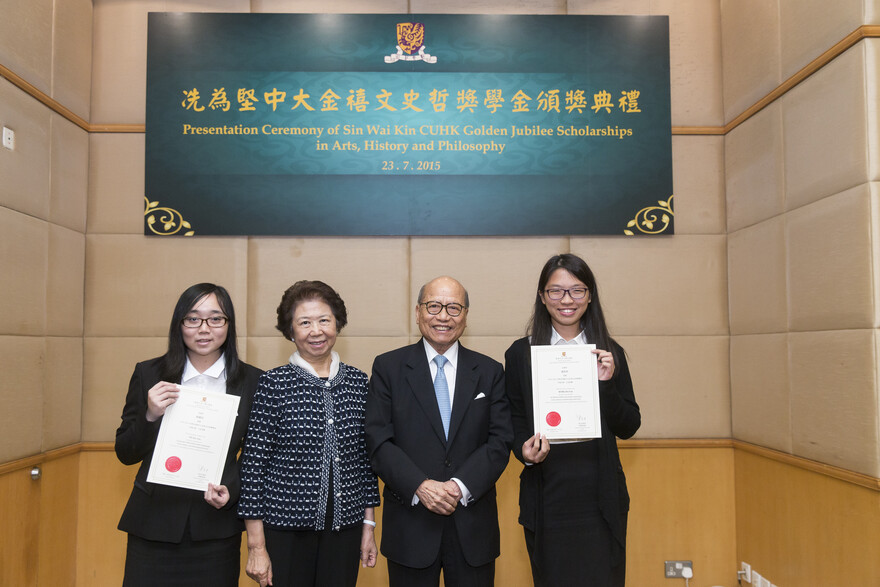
[[385, 22, 438, 64]]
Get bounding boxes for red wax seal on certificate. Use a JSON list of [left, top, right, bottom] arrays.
[[165, 456, 182, 473], [546, 411, 561, 427]]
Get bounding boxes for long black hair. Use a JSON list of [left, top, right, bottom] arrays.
[[159, 283, 243, 386], [527, 254, 621, 372]]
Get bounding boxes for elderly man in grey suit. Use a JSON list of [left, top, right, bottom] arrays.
[[365, 275, 513, 586]]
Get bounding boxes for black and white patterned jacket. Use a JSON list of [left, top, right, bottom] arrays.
[[238, 361, 381, 530]]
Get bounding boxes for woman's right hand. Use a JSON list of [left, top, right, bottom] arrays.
[[145, 381, 179, 422], [522, 433, 550, 464], [246, 545, 273, 586]]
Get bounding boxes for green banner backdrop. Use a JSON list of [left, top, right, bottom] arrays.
[[145, 13, 672, 236]]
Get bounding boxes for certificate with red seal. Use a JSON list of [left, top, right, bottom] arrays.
[[530, 344, 601, 442], [147, 385, 240, 491]]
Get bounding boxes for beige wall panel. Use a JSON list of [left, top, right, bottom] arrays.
[[789, 329, 879, 476], [409, 0, 565, 13], [618, 335, 730, 438], [871, 3, 880, 24], [0, 0, 53, 95], [783, 45, 868, 211], [778, 0, 863, 81], [87, 133, 144, 234], [0, 79, 51, 220], [570, 236, 728, 336], [52, 0, 93, 120], [84, 234, 248, 337], [869, 40, 880, 182], [0, 466, 41, 587], [247, 237, 410, 338], [77, 450, 136, 587], [671, 135, 725, 234], [623, 447, 737, 587], [787, 184, 872, 332], [49, 115, 89, 232], [0, 208, 48, 335], [728, 216, 786, 335], [652, 0, 724, 127], [38, 454, 79, 586], [246, 336, 411, 377], [91, 0, 249, 124], [0, 336, 44, 462], [567, 1, 651, 15], [251, 0, 410, 11], [720, 0, 781, 122], [410, 237, 568, 337], [82, 337, 166, 441], [47, 224, 85, 337], [735, 450, 880, 586], [725, 103, 784, 232], [730, 333, 791, 452], [458, 335, 520, 366], [43, 337, 84, 450]]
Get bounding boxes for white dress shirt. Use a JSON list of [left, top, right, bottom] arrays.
[[181, 353, 227, 394]]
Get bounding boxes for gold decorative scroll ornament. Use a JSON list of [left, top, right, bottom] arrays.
[[144, 196, 195, 236], [624, 195, 674, 236]]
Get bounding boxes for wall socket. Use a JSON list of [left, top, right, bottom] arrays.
[[740, 561, 752, 583], [2, 126, 15, 150], [664, 560, 693, 578]]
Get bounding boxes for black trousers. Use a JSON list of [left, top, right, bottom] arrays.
[[264, 525, 361, 587], [387, 515, 494, 587]]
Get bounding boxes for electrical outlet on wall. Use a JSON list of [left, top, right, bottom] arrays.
[[740, 562, 752, 583], [664, 560, 693, 578], [2, 126, 14, 150]]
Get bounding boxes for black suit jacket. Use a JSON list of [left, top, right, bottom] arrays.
[[504, 336, 640, 562], [115, 356, 262, 542], [365, 340, 513, 568]]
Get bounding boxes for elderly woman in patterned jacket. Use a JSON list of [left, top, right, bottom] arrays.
[[238, 280, 381, 587]]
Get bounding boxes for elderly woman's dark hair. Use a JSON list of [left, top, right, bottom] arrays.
[[528, 254, 621, 372], [160, 283, 243, 385], [276, 280, 348, 340]]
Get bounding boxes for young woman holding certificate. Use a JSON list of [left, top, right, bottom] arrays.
[[504, 254, 641, 587], [115, 283, 263, 587]]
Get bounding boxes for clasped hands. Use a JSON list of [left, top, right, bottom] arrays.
[[416, 479, 462, 515]]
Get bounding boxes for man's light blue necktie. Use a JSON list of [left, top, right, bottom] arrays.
[[433, 355, 451, 439]]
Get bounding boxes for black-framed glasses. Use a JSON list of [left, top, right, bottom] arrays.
[[543, 287, 589, 300], [420, 301, 466, 317], [181, 316, 228, 329]]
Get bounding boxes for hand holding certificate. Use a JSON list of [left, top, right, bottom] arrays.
[[147, 385, 240, 491], [530, 344, 601, 442]]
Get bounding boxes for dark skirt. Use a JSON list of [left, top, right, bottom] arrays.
[[526, 440, 625, 587], [122, 530, 241, 587]]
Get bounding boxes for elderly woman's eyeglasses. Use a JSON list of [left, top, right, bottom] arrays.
[[181, 316, 228, 328], [543, 288, 589, 300], [420, 301, 466, 317]]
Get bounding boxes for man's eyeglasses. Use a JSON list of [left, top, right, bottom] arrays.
[[543, 288, 589, 300], [420, 301, 466, 317], [181, 316, 228, 329]]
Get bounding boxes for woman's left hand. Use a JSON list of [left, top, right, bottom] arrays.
[[593, 349, 615, 381], [360, 524, 378, 568], [204, 483, 230, 509]]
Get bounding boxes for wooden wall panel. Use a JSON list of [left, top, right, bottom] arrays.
[[0, 466, 40, 587], [38, 454, 79, 586], [76, 449, 135, 586], [622, 446, 737, 587], [735, 450, 880, 586]]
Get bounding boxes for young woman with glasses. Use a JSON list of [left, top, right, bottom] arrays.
[[504, 254, 641, 586], [115, 283, 263, 586]]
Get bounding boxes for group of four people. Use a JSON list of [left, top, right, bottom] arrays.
[[115, 253, 641, 587]]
